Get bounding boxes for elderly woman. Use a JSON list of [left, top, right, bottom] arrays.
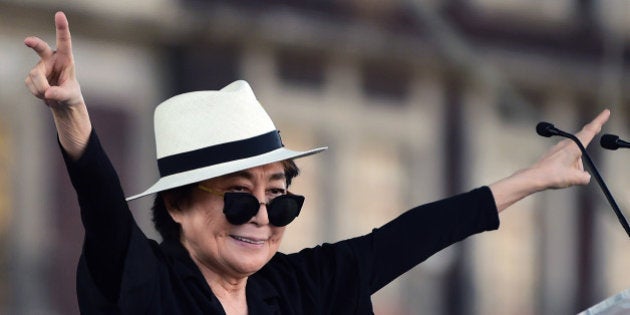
[[25, 12, 610, 314]]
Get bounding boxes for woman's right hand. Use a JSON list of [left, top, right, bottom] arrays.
[[25, 11, 91, 159]]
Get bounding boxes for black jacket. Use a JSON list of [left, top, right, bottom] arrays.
[[63, 131, 500, 314]]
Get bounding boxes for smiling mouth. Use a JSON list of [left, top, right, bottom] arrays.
[[231, 235, 265, 245]]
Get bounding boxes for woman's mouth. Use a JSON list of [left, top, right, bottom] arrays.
[[231, 235, 265, 245]]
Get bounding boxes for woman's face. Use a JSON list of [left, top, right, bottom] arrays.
[[169, 162, 288, 279]]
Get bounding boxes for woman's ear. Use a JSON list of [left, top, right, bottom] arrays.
[[162, 192, 183, 224]]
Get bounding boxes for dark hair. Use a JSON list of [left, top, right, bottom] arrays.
[[152, 159, 300, 241]]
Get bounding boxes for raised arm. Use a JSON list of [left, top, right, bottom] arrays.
[[24, 11, 91, 160], [489, 109, 610, 212]]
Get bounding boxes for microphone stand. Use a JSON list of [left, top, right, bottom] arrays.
[[537, 123, 630, 238]]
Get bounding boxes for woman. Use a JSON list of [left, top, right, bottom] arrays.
[[25, 12, 610, 314]]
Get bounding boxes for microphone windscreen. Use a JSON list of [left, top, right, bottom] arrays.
[[600, 134, 620, 150], [536, 122, 555, 137]]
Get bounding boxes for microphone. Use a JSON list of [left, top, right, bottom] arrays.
[[536, 122, 630, 238], [536, 122, 572, 138], [600, 134, 630, 150]]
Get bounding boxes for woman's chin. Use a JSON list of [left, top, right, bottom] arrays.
[[226, 241, 275, 273]]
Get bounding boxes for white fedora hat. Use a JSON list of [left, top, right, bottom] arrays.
[[126, 80, 327, 201]]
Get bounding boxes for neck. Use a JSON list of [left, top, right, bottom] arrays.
[[210, 279, 248, 315], [192, 257, 249, 315]]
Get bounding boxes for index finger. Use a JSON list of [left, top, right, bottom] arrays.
[[576, 109, 610, 147], [54, 11, 73, 56], [24, 36, 53, 59]]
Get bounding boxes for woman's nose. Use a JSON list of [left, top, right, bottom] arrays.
[[249, 201, 270, 225], [248, 188, 269, 224]]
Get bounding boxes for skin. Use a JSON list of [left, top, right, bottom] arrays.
[[166, 164, 288, 314], [24, 11, 90, 160], [489, 109, 610, 212], [25, 11, 611, 315]]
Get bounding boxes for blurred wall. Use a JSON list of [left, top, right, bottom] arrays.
[[1, 0, 629, 314]]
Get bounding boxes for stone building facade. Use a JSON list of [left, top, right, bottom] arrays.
[[0, 0, 629, 314]]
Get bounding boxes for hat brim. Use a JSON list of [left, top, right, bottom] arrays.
[[126, 146, 327, 201]]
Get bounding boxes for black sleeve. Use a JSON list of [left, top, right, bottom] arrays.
[[366, 186, 500, 293], [61, 130, 133, 302], [278, 187, 499, 313]]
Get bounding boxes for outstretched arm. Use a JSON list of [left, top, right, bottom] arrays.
[[490, 109, 610, 212], [25, 12, 137, 304], [24, 11, 91, 160]]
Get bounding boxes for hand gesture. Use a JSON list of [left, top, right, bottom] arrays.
[[25, 11, 91, 159], [25, 11, 84, 109], [490, 109, 610, 212], [532, 109, 610, 189]]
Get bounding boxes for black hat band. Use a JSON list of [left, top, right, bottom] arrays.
[[157, 130, 284, 177]]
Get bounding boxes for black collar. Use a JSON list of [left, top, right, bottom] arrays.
[[160, 239, 282, 314]]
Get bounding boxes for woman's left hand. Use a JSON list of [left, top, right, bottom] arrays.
[[531, 109, 610, 189], [489, 109, 610, 212]]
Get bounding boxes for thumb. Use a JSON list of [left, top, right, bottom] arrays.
[[45, 85, 84, 107], [571, 171, 591, 186], [44, 86, 68, 103]]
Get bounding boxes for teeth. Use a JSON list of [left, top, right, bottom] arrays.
[[232, 235, 264, 245]]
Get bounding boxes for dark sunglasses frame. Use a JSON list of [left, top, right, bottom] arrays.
[[198, 185, 304, 226]]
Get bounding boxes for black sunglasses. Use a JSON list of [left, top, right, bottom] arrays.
[[198, 185, 304, 226]]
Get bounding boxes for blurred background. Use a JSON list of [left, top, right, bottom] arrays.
[[1, 0, 629, 314]]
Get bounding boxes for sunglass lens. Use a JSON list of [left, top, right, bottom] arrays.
[[223, 193, 259, 225], [267, 194, 304, 226]]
